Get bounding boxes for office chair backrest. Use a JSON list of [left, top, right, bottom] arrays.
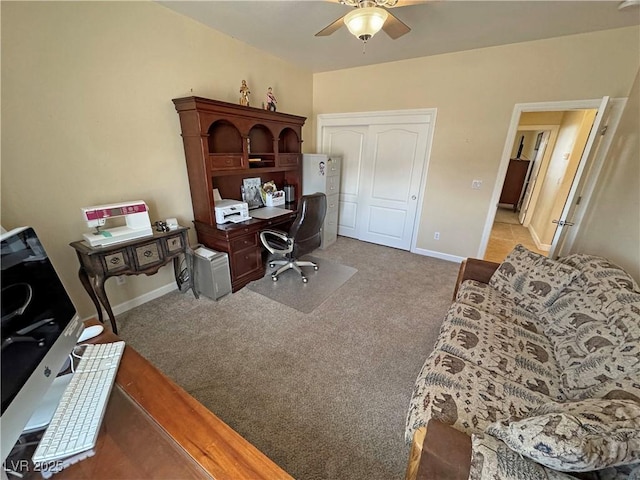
[[289, 193, 327, 257]]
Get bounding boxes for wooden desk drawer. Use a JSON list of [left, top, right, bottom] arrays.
[[104, 251, 129, 272], [165, 235, 184, 252], [232, 247, 261, 278], [135, 242, 162, 267], [277, 153, 300, 167], [231, 234, 257, 252], [210, 154, 243, 171]]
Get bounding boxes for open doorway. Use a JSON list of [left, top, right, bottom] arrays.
[[481, 97, 622, 263]]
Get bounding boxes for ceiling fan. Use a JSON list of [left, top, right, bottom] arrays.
[[315, 0, 418, 44]]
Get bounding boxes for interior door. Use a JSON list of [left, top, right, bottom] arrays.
[[519, 131, 550, 225], [357, 124, 429, 249], [550, 96, 610, 258], [321, 125, 367, 239]]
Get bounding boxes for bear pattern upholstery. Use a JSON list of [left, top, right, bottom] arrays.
[[406, 246, 640, 478]]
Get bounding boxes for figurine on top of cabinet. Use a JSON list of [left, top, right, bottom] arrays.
[[239, 80, 251, 106], [265, 87, 277, 111]]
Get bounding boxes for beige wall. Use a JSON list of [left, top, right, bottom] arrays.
[[1, 1, 313, 318], [511, 131, 538, 160], [313, 26, 640, 259], [573, 70, 640, 281], [519, 111, 565, 126]]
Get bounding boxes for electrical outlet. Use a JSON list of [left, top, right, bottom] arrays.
[[434, 232, 440, 240], [116, 276, 126, 286], [471, 180, 482, 190]]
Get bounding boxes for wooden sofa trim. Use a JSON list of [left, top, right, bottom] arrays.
[[452, 258, 500, 300], [405, 426, 427, 480], [406, 420, 472, 480]]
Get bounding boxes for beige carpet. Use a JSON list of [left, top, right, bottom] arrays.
[[247, 256, 357, 313], [116, 237, 459, 480]]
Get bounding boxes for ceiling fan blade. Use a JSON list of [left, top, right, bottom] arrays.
[[315, 15, 346, 37], [321, 0, 430, 6], [382, 11, 411, 39], [392, 0, 431, 5]]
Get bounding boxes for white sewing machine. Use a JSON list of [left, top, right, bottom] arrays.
[[81, 200, 153, 247]]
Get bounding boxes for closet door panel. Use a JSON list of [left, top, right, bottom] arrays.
[[358, 125, 428, 249], [319, 109, 434, 251], [321, 126, 367, 239]]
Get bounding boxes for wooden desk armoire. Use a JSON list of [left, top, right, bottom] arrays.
[[172, 97, 306, 291]]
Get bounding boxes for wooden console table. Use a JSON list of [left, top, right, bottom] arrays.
[[70, 227, 198, 334]]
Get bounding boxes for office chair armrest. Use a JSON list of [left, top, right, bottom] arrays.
[[259, 229, 293, 255]]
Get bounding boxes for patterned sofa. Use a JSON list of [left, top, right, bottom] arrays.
[[405, 245, 640, 480]]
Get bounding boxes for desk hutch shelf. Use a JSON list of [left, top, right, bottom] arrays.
[[172, 96, 306, 291]]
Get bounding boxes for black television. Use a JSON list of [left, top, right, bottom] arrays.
[[1, 227, 83, 462]]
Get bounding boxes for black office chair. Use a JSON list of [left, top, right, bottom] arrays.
[[259, 193, 327, 283]]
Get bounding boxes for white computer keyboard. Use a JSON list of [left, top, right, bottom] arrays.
[[32, 341, 125, 464]]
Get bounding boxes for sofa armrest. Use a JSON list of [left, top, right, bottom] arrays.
[[405, 420, 472, 480], [452, 258, 501, 300]]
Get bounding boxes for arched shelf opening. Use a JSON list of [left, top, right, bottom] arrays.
[[279, 128, 300, 154], [208, 120, 242, 154]]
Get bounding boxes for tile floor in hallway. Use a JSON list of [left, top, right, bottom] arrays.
[[484, 209, 548, 263]]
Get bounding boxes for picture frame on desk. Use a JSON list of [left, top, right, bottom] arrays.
[[242, 177, 263, 209]]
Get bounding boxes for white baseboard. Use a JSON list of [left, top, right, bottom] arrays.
[[81, 282, 178, 322], [412, 247, 465, 264], [527, 226, 551, 252]]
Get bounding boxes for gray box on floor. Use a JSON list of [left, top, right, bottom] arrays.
[[193, 247, 232, 301]]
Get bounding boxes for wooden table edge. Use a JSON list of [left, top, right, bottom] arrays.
[[87, 319, 293, 480]]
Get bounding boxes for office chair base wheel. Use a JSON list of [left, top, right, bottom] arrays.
[[313, 266, 319, 271], [271, 275, 278, 282], [302, 276, 308, 283], [269, 263, 275, 268]]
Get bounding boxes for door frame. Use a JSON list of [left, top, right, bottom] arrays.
[[317, 108, 437, 253], [478, 98, 626, 259]]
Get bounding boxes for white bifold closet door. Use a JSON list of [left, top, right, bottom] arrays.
[[320, 111, 434, 251]]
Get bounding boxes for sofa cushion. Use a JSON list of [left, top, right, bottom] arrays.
[[561, 343, 640, 391], [486, 399, 640, 472], [570, 376, 640, 403], [550, 292, 640, 393], [405, 350, 549, 442], [435, 303, 565, 400], [489, 245, 580, 318], [469, 433, 580, 480], [545, 289, 609, 339], [559, 254, 640, 294], [455, 280, 544, 334], [542, 257, 640, 394]]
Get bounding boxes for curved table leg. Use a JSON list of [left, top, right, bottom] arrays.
[[173, 252, 199, 299], [172, 256, 181, 287], [91, 275, 118, 334], [78, 266, 104, 325]]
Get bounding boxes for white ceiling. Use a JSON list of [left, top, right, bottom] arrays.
[[158, 1, 640, 73]]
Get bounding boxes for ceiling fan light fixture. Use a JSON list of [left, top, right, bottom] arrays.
[[344, 7, 388, 42]]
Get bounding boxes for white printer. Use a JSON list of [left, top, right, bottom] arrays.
[[214, 200, 250, 224]]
